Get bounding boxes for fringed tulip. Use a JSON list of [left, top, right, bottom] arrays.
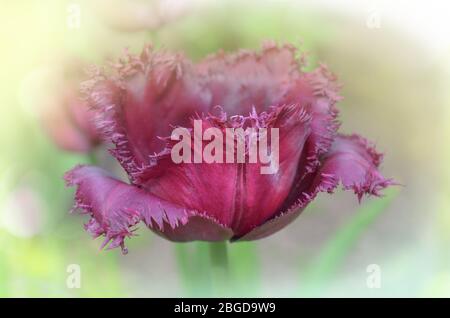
[[65, 42, 394, 253]]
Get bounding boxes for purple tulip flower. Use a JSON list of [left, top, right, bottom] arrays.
[[65, 42, 394, 254]]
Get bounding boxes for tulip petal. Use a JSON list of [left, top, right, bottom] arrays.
[[82, 43, 308, 182], [240, 65, 342, 239], [153, 213, 234, 242], [64, 165, 191, 253], [236, 134, 393, 241], [138, 103, 311, 237], [308, 134, 395, 200], [232, 206, 305, 241], [196, 41, 304, 115], [279, 64, 342, 206], [82, 46, 211, 180]]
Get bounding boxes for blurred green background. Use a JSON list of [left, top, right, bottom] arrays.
[[0, 0, 449, 297]]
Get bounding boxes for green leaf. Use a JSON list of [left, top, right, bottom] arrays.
[[300, 187, 400, 296]]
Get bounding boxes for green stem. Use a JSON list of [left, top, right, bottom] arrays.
[[175, 244, 194, 296], [87, 151, 98, 165], [209, 241, 229, 296]]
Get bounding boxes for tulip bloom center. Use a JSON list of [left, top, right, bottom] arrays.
[[170, 120, 280, 174]]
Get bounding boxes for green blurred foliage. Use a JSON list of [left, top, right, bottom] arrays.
[[300, 188, 399, 297]]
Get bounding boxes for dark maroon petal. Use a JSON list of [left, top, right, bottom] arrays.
[[233, 207, 305, 241], [237, 64, 342, 238], [309, 134, 395, 200], [153, 213, 234, 242], [294, 64, 342, 169], [82, 43, 306, 181], [64, 165, 191, 253], [196, 41, 305, 115], [236, 134, 393, 241], [138, 103, 311, 237], [279, 64, 342, 201], [82, 46, 212, 180]]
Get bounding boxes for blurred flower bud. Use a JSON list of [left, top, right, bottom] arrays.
[[92, 0, 192, 32], [1, 185, 46, 238], [20, 59, 101, 153]]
